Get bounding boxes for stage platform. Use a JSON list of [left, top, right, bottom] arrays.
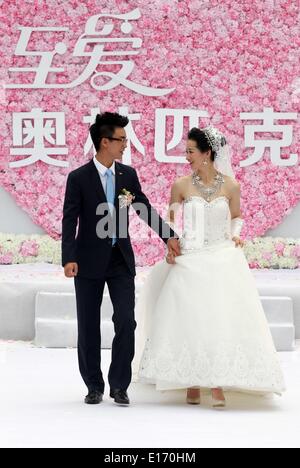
[[0, 264, 299, 351], [1, 340, 299, 448]]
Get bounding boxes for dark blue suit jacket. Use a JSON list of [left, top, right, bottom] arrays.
[[62, 159, 178, 278]]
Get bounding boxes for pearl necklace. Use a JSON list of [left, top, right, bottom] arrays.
[[192, 171, 225, 202]]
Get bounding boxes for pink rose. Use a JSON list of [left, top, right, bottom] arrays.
[[275, 243, 285, 256], [19, 241, 39, 257], [0, 252, 14, 265]]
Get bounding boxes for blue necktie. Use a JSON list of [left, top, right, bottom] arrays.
[[105, 169, 116, 245]]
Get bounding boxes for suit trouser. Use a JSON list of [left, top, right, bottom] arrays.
[[74, 244, 136, 393]]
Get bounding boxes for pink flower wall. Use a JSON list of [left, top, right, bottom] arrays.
[[0, 0, 299, 266]]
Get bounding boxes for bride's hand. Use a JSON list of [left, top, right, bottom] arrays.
[[166, 251, 176, 264], [167, 238, 181, 257], [232, 236, 244, 248], [166, 238, 181, 264]]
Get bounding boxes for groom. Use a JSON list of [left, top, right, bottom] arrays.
[[62, 112, 180, 405]]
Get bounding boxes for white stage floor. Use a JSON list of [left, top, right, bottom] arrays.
[[1, 340, 300, 448]]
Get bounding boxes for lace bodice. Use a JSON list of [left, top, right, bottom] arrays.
[[180, 196, 232, 253]]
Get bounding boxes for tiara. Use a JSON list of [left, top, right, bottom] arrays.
[[203, 127, 226, 153]]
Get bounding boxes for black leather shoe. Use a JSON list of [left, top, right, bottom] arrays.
[[110, 389, 130, 405], [84, 390, 103, 405]]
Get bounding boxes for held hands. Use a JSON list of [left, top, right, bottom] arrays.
[[64, 262, 78, 278], [232, 236, 244, 248], [166, 238, 181, 264]]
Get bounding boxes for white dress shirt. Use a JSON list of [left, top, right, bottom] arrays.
[[93, 156, 116, 195], [93, 156, 117, 243]]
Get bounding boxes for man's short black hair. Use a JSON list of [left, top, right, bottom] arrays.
[[90, 112, 129, 152]]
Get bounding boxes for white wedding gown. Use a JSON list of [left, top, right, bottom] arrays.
[[133, 196, 285, 395]]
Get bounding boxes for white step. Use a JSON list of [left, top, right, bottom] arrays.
[[34, 292, 295, 351], [260, 296, 294, 323], [2, 265, 300, 342], [34, 291, 115, 348], [254, 270, 300, 339], [35, 291, 114, 321], [269, 324, 295, 352], [260, 296, 295, 351], [35, 319, 114, 349]]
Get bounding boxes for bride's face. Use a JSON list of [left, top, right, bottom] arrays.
[[186, 139, 210, 172]]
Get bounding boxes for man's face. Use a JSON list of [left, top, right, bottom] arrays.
[[105, 127, 128, 160]]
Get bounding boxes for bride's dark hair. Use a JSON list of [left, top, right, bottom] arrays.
[[90, 112, 129, 152], [188, 127, 216, 162]]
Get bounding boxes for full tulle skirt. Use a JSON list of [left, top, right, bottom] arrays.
[[133, 240, 285, 395]]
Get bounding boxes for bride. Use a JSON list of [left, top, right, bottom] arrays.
[[133, 126, 285, 408]]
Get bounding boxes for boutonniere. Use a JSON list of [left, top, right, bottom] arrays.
[[118, 188, 135, 208]]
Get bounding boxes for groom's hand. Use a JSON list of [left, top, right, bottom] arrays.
[[64, 262, 78, 278]]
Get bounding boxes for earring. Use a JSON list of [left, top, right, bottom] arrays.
[[203, 160, 208, 166]]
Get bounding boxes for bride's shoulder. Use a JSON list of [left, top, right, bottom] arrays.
[[222, 174, 240, 189], [173, 175, 190, 188], [170, 176, 189, 201], [221, 175, 241, 199]]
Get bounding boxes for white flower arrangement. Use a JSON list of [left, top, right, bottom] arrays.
[[0, 233, 300, 269], [243, 237, 300, 269], [0, 233, 61, 265]]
